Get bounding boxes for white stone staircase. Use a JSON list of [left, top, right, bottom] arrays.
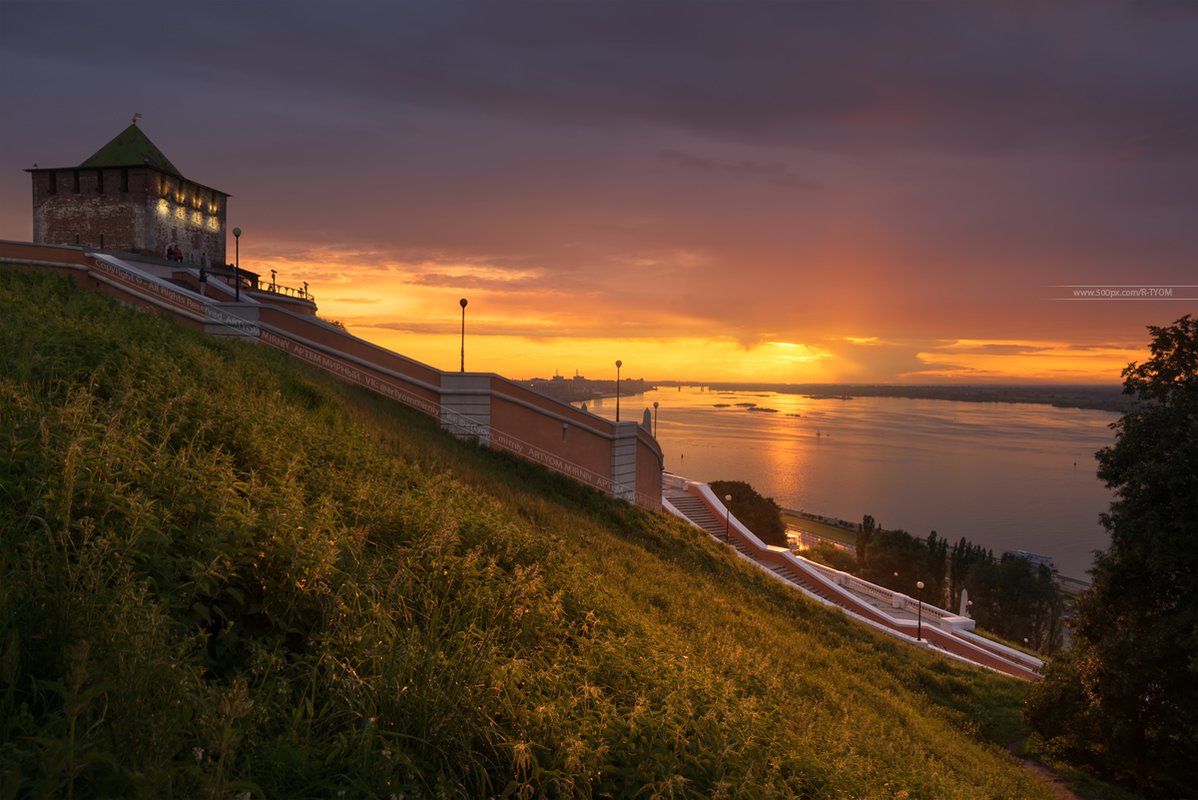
[[662, 479, 1043, 680], [665, 488, 833, 602]]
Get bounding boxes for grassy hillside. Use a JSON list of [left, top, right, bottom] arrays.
[[0, 268, 1052, 798]]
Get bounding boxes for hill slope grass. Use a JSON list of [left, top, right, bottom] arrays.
[[0, 269, 1050, 798]]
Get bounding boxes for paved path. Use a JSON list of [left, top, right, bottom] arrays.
[[664, 483, 1043, 680]]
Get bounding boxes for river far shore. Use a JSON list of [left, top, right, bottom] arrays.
[[654, 382, 1129, 413]]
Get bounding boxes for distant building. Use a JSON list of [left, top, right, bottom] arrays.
[[525, 371, 651, 402], [26, 120, 229, 267]]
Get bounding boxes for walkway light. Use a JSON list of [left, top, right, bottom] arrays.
[[724, 493, 732, 540], [916, 580, 926, 641], [615, 359, 623, 421], [653, 401, 659, 437], [459, 298, 468, 372], [232, 226, 241, 301]]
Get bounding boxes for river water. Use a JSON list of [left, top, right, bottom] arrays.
[[586, 386, 1117, 579]]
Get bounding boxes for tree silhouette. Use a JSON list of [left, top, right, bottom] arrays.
[[856, 514, 876, 569], [1027, 315, 1198, 796], [709, 480, 786, 547]]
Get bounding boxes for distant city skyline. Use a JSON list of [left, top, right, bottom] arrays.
[[2, 2, 1194, 383]]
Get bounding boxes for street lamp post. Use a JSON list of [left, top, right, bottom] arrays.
[[653, 401, 659, 437], [232, 227, 241, 301], [916, 580, 925, 641], [724, 494, 732, 541], [459, 298, 468, 372], [615, 360, 623, 421]]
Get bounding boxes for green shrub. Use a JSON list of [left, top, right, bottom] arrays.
[[803, 542, 858, 573], [708, 479, 786, 546]]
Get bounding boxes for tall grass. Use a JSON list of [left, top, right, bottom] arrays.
[[1, 268, 1053, 798]]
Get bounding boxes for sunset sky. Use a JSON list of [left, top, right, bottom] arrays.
[[2, 2, 1194, 383]]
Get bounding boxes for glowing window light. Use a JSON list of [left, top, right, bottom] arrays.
[[192, 210, 203, 226], [174, 206, 186, 221], [156, 198, 169, 217]]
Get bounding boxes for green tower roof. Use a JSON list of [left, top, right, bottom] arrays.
[[79, 123, 183, 177]]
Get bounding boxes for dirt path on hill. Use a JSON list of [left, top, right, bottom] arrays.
[[1021, 758, 1082, 800], [1008, 739, 1082, 800]]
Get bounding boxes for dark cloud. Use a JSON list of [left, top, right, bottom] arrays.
[[3, 2, 1195, 157], [0, 1, 1193, 382], [404, 271, 564, 293], [657, 149, 818, 189]]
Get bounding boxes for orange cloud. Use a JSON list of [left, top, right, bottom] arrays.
[[248, 245, 1141, 385], [911, 340, 1143, 383]]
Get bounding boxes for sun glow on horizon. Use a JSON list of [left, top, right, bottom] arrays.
[[247, 248, 1141, 385], [910, 339, 1143, 383]]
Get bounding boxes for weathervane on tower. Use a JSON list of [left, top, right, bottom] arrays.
[[131, 112, 142, 126]]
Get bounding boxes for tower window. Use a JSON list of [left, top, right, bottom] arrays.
[[120, 168, 129, 192], [47, 172, 56, 195], [72, 170, 80, 193], [96, 169, 104, 194]]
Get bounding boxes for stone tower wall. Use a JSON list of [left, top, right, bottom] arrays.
[[32, 167, 227, 266], [150, 172, 228, 266], [33, 168, 142, 252]]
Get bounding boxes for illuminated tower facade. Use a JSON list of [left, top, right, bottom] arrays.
[[27, 121, 229, 266]]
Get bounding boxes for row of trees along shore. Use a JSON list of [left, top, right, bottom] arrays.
[[803, 517, 1067, 654], [707, 480, 1067, 653]]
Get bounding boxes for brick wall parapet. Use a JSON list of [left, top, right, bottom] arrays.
[[0, 245, 665, 509]]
